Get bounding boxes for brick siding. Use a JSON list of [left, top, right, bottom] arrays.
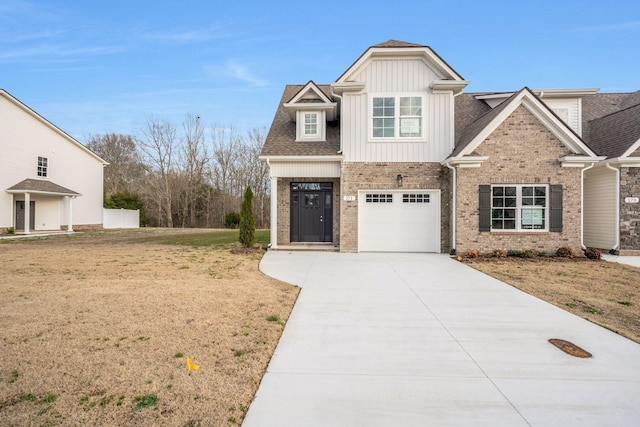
[[619, 166, 640, 253], [455, 105, 583, 255], [340, 162, 451, 252]]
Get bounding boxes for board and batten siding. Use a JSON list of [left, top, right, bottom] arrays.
[[342, 59, 454, 163], [267, 161, 341, 178], [584, 166, 617, 250]]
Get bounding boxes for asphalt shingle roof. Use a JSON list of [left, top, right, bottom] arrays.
[[260, 85, 340, 157], [7, 178, 80, 195], [587, 102, 640, 158]]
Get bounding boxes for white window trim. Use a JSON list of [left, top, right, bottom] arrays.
[[369, 93, 427, 142], [37, 156, 48, 177], [491, 184, 549, 232], [296, 110, 326, 142]]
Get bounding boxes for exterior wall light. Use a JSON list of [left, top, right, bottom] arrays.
[[397, 174, 403, 187]]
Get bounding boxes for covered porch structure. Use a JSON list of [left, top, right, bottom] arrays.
[[6, 178, 80, 234]]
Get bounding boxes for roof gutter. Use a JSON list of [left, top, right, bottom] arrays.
[[259, 155, 343, 162]]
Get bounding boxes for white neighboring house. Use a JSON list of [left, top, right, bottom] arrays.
[[0, 89, 108, 234]]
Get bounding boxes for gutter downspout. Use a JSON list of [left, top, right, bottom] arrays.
[[445, 90, 464, 256], [445, 161, 457, 255], [605, 162, 621, 253], [581, 162, 596, 250], [330, 85, 343, 154]]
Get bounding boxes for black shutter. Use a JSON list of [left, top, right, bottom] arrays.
[[479, 185, 491, 232], [549, 184, 563, 232]]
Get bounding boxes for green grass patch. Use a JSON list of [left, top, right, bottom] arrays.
[[175, 352, 184, 358], [134, 229, 270, 248], [618, 301, 633, 306], [19, 393, 37, 402], [133, 394, 159, 411], [266, 315, 279, 322], [586, 307, 603, 315], [41, 393, 57, 404]]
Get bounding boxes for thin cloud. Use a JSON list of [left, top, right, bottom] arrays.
[[141, 25, 233, 44], [227, 61, 269, 87], [0, 43, 125, 62]]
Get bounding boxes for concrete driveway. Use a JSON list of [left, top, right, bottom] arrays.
[[243, 252, 640, 426]]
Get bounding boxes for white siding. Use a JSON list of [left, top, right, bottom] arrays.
[[342, 58, 454, 163], [584, 166, 617, 249], [268, 161, 341, 178], [541, 98, 581, 136], [0, 94, 105, 229]]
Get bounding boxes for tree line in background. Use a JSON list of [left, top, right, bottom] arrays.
[[87, 114, 270, 229]]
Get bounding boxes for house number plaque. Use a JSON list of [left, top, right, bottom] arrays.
[[343, 195, 356, 201], [625, 197, 639, 204]]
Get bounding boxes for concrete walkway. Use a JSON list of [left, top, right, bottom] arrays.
[[243, 252, 640, 427]]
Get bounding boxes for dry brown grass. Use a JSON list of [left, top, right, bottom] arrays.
[[0, 230, 299, 426], [465, 256, 640, 343]]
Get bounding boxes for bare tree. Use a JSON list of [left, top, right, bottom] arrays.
[[139, 117, 177, 227], [86, 133, 143, 197], [210, 126, 242, 224], [245, 127, 270, 228], [175, 114, 209, 227]]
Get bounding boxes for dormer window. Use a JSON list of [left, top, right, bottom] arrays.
[[296, 111, 325, 141], [304, 112, 319, 137]]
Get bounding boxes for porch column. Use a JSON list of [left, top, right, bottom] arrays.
[[24, 192, 30, 234], [67, 196, 74, 232], [270, 177, 278, 248]]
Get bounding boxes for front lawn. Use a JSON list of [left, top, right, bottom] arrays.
[[465, 257, 640, 343], [0, 229, 298, 426]]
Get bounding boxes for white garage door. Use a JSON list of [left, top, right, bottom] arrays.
[[358, 191, 440, 252]]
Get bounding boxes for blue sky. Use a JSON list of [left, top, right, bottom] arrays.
[[1, 0, 639, 142]]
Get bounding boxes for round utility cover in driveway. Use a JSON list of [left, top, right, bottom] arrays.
[[358, 190, 440, 252]]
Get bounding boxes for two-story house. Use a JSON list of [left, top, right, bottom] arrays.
[[261, 40, 639, 255], [1, 89, 107, 234]]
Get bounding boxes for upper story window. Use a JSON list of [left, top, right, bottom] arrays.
[[491, 185, 547, 231], [303, 112, 319, 137], [37, 156, 48, 177], [296, 111, 325, 141], [371, 95, 424, 140]]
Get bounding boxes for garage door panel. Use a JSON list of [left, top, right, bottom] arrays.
[[358, 191, 440, 253]]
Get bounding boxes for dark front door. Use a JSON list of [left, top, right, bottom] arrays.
[[15, 201, 35, 230], [290, 182, 333, 242]]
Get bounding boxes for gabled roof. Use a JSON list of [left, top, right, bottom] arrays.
[[587, 101, 640, 159], [372, 40, 427, 48], [260, 85, 340, 157], [6, 178, 80, 196], [286, 81, 333, 104], [336, 40, 466, 84], [0, 89, 108, 165], [283, 81, 338, 121], [451, 87, 598, 158]]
